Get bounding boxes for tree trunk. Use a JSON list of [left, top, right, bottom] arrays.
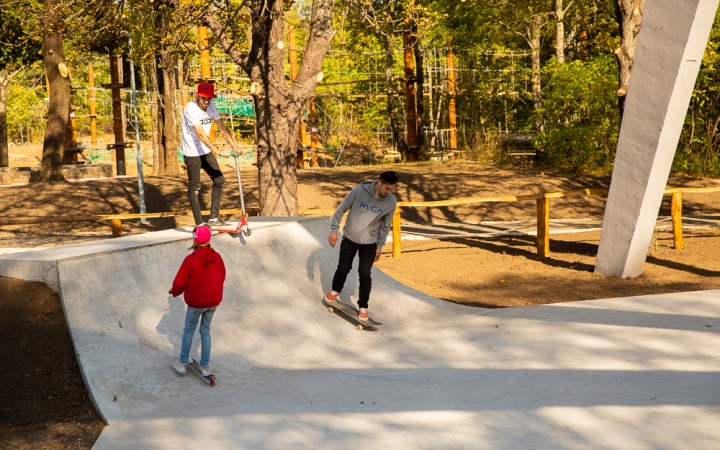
[[202, 0, 335, 215], [413, 36, 425, 147], [152, 7, 179, 176], [247, 0, 301, 216], [39, 0, 69, 182], [0, 70, 21, 167], [254, 92, 302, 215], [614, 0, 645, 114], [150, 59, 163, 176], [555, 0, 566, 64], [148, 60, 162, 176], [156, 51, 179, 175], [382, 34, 408, 158], [530, 14, 543, 134]]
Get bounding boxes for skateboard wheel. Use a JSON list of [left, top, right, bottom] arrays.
[[327, 307, 334, 313], [356, 325, 364, 331], [209, 375, 216, 387]]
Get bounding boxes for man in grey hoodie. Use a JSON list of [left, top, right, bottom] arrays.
[[324, 171, 398, 321]]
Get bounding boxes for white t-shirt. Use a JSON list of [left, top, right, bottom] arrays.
[[181, 100, 221, 157]]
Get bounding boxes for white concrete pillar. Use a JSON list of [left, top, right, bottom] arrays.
[[595, 0, 719, 277]]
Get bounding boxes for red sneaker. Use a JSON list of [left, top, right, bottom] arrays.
[[325, 291, 339, 302], [358, 308, 369, 322]]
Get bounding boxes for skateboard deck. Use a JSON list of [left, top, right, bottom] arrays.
[[187, 357, 216, 386], [324, 298, 382, 330]]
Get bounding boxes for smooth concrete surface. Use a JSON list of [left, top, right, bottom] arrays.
[[2, 217, 719, 448], [596, 0, 720, 277], [0, 218, 298, 292]]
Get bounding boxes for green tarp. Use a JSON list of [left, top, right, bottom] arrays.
[[215, 96, 255, 118]]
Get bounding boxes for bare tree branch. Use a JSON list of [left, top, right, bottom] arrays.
[[291, 0, 336, 104], [201, 10, 250, 72]]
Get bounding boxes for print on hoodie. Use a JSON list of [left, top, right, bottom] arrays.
[[330, 180, 397, 248]]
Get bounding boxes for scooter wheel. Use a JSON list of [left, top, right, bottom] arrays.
[[243, 229, 252, 236], [209, 375, 216, 387]]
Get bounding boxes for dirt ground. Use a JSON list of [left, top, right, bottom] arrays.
[[3, 155, 720, 448], [0, 277, 104, 449], [376, 229, 720, 307]]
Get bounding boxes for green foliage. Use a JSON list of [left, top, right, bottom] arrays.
[[6, 67, 46, 144], [0, 1, 42, 71], [673, 11, 720, 176], [2, 0, 720, 177], [532, 55, 619, 171]]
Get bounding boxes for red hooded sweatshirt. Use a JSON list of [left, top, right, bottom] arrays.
[[171, 247, 226, 308]]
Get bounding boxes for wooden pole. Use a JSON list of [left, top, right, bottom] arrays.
[[88, 60, 97, 147], [66, 110, 79, 164], [447, 37, 457, 150], [289, 25, 309, 169], [536, 197, 550, 257], [111, 219, 123, 238], [63, 76, 79, 165], [309, 99, 318, 168], [198, 26, 211, 80], [671, 191, 684, 250], [109, 54, 126, 175], [392, 208, 402, 258], [403, 30, 419, 161], [198, 25, 216, 142], [179, 58, 189, 108]]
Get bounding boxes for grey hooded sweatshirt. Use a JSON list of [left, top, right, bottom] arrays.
[[330, 181, 397, 248]]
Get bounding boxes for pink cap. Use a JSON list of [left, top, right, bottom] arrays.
[[193, 225, 212, 245]]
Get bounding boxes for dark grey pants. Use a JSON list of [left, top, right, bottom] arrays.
[[185, 153, 225, 225], [331, 237, 377, 309]]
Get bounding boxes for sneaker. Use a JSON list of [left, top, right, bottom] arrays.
[[358, 308, 369, 322], [199, 365, 211, 377], [172, 358, 187, 374], [207, 218, 228, 228], [325, 290, 339, 302]]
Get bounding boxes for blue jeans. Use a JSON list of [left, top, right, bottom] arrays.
[[180, 306, 217, 367]]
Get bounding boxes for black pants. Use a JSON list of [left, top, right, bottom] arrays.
[[331, 237, 377, 309], [185, 153, 225, 225]]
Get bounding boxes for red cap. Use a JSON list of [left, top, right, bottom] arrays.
[[196, 83, 217, 99], [193, 225, 212, 245]]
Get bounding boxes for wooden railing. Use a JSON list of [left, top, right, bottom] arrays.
[[2, 185, 719, 249], [0, 207, 337, 238], [390, 186, 720, 258]]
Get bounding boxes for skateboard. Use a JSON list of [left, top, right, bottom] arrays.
[[215, 152, 251, 236], [187, 357, 216, 386], [324, 297, 382, 330]]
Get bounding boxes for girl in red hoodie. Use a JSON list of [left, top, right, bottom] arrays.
[[170, 225, 226, 376]]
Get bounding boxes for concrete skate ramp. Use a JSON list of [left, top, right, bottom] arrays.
[[4, 217, 720, 448]]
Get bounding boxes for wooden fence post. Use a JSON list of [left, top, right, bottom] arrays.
[[671, 191, 684, 250], [111, 219, 123, 238], [536, 197, 550, 257], [393, 208, 402, 258]]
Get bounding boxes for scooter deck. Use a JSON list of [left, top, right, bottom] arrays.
[[324, 298, 382, 330], [213, 217, 251, 236]]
